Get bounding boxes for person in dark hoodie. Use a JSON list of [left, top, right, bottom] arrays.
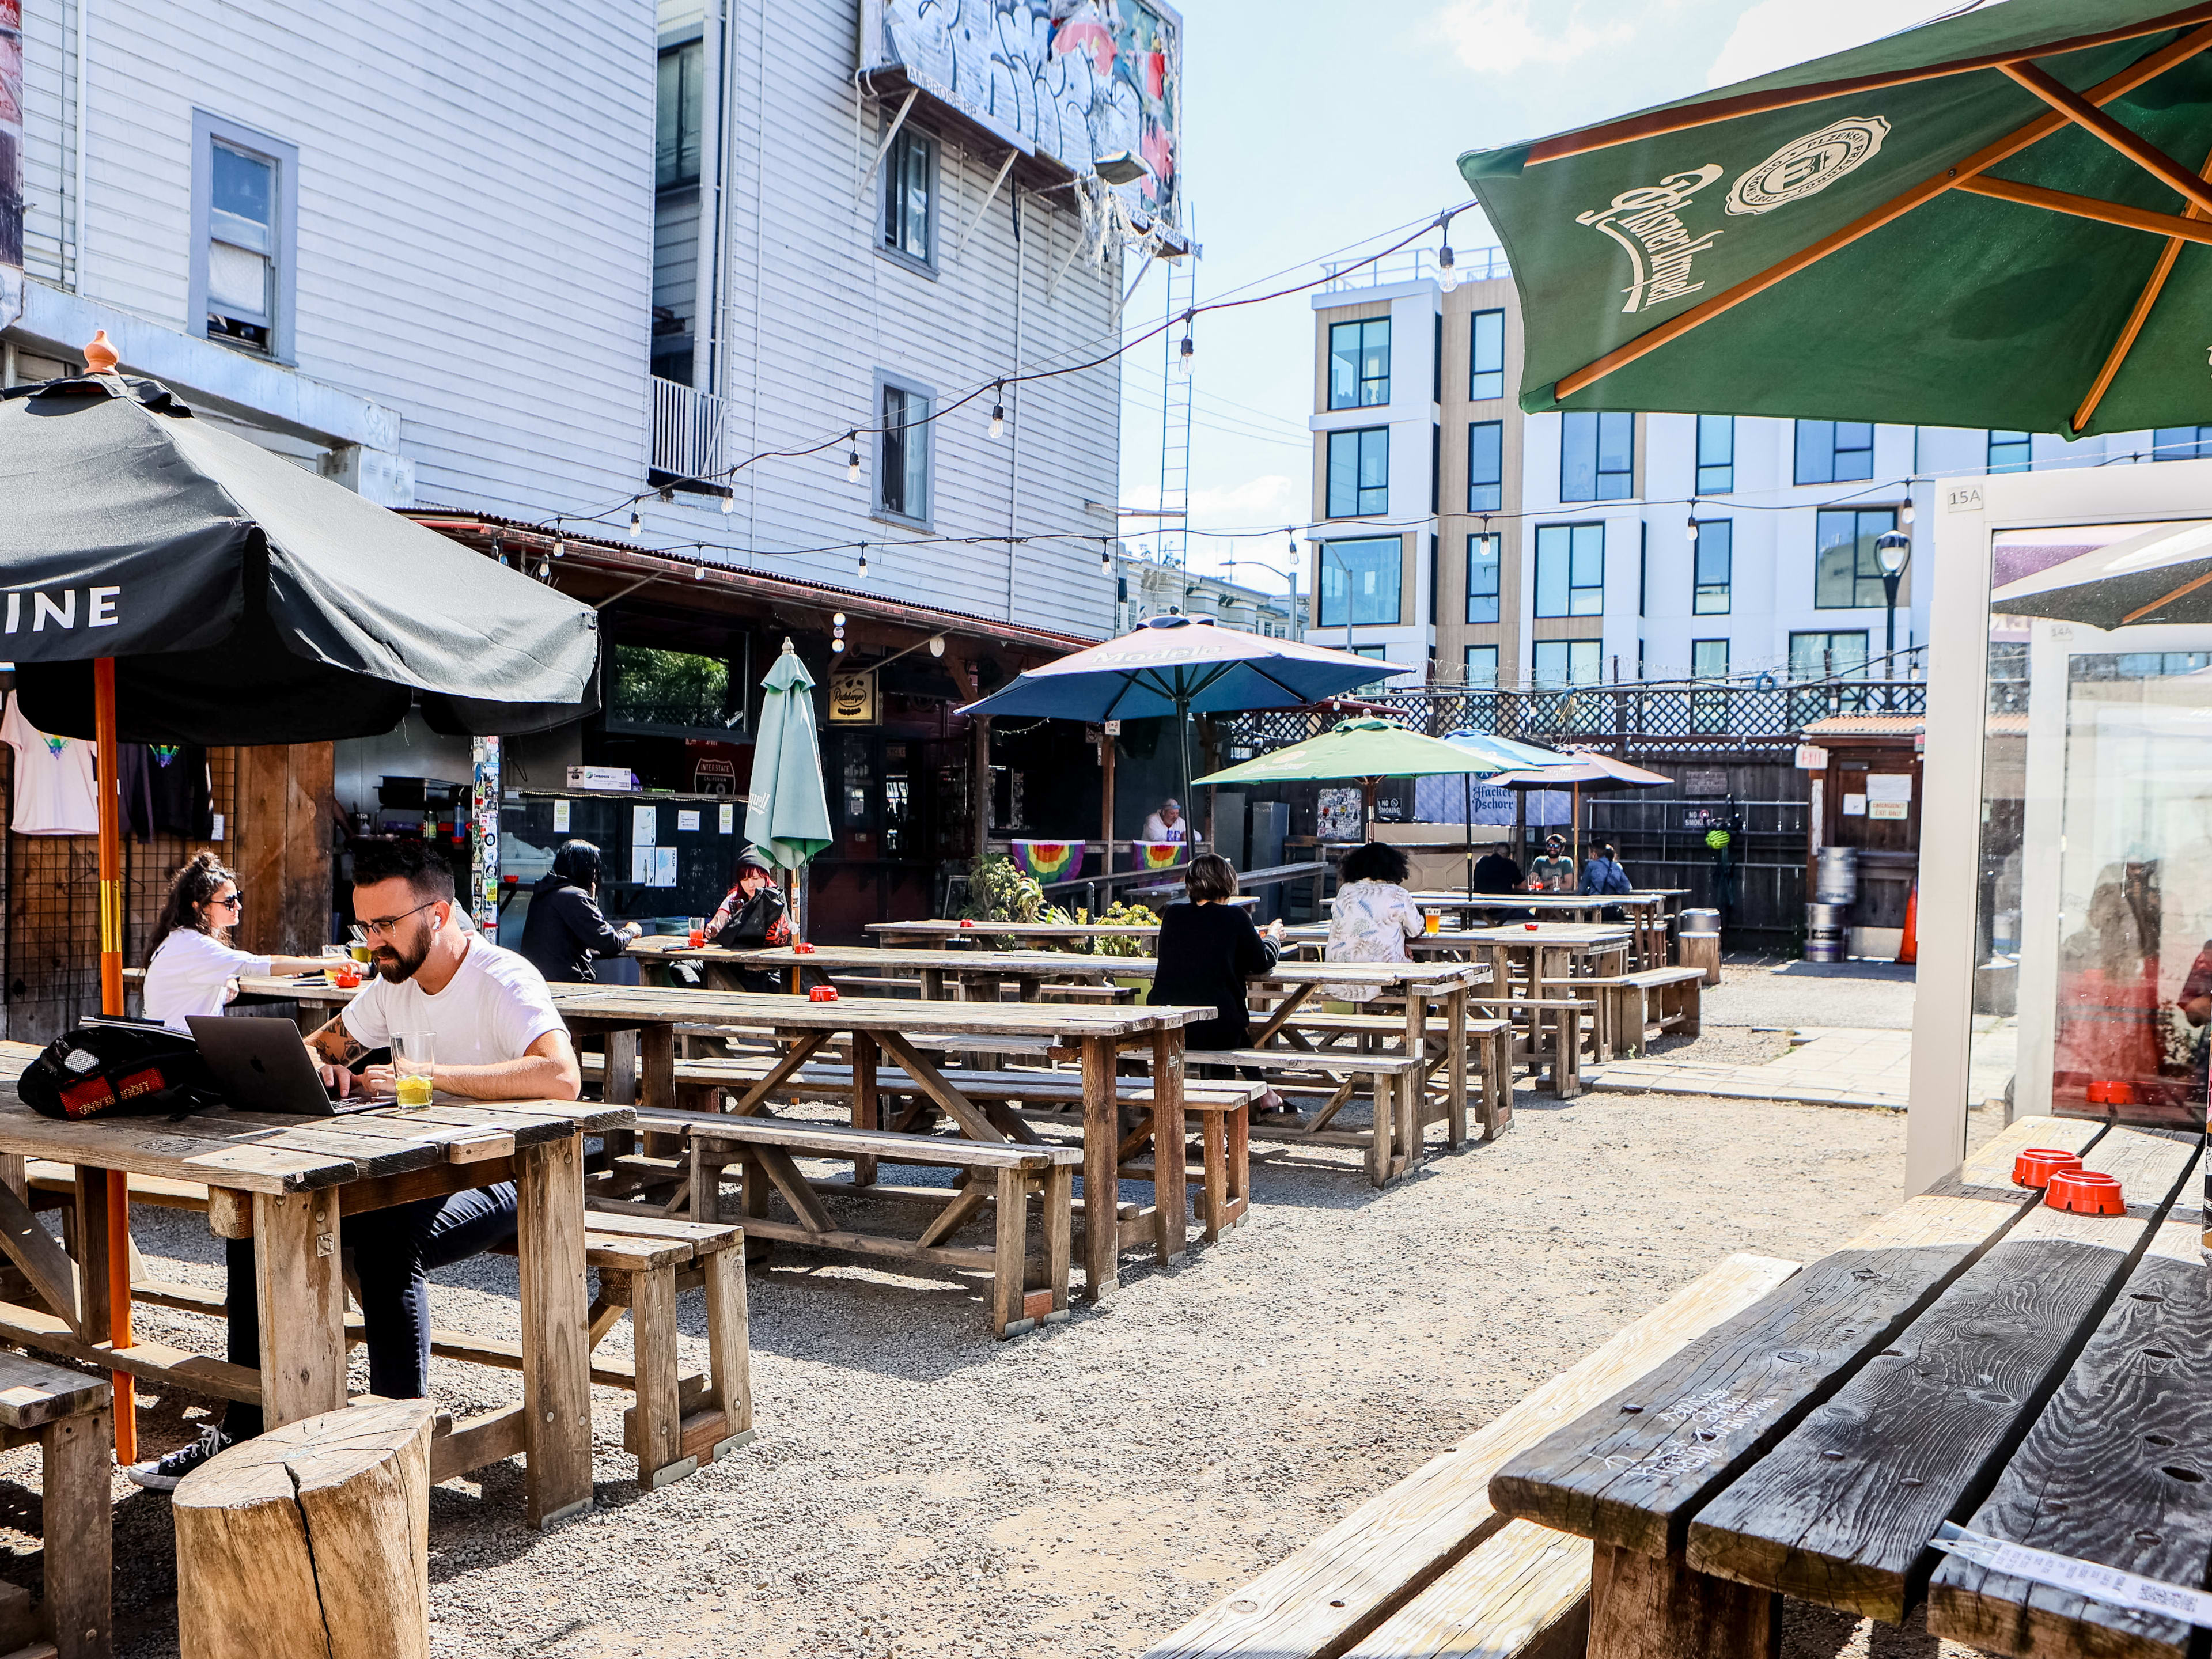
[[516, 840, 641, 984], [706, 847, 794, 993]]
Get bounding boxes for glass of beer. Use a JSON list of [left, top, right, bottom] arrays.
[[393, 1032, 435, 1107], [1424, 912, 1440, 935], [688, 916, 707, 949]]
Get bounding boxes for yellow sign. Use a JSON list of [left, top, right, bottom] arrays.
[[828, 671, 878, 725]]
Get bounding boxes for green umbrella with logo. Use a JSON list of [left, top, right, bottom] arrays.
[[745, 639, 832, 871], [1457, 1, 2212, 437]]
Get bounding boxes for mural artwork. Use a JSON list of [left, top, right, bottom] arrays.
[[862, 0, 1181, 232]]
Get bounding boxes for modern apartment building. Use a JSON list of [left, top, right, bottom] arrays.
[[1304, 252, 2152, 692]]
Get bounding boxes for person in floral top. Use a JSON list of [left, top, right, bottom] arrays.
[[1325, 842, 1426, 1003]]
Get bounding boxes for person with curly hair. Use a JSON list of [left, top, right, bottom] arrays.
[[139, 851, 333, 1033]]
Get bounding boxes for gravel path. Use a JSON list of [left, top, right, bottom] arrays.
[[1709, 960, 1918, 1030], [2, 1081, 1999, 1659]]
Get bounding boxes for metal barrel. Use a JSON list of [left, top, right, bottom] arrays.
[[1814, 846, 1858, 904]]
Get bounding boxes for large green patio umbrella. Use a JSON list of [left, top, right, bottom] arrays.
[[745, 640, 832, 873], [1457, 1, 2212, 437]]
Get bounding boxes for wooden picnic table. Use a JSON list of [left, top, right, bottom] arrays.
[[236, 973, 1209, 1300], [1399, 891, 1673, 968], [865, 919, 1166, 948], [1488, 1115, 2206, 1658], [634, 945, 1494, 1155], [0, 1081, 628, 1529]]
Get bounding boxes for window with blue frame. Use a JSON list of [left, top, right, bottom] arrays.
[[1692, 518, 1732, 615], [1467, 421, 1502, 513], [1532, 639, 1601, 687], [1814, 507, 1897, 609], [1327, 427, 1389, 517], [1465, 533, 1501, 624], [1464, 645, 1499, 689], [1533, 523, 1604, 618], [1795, 419, 1874, 484], [2154, 425, 2212, 461], [1316, 537, 1402, 627], [1988, 430, 2033, 473], [1469, 309, 1506, 400], [1561, 411, 1633, 502], [1696, 415, 1734, 493]]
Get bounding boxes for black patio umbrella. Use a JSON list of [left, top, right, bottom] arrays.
[[0, 343, 601, 1457]]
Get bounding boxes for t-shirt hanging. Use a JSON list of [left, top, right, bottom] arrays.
[[0, 693, 99, 836], [121, 743, 214, 840]]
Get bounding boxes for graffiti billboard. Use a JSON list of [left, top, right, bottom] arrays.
[[859, 0, 1182, 236], [0, 0, 22, 330]]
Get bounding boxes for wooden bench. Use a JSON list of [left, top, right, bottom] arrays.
[[0, 1351, 111, 1659], [1139, 1253, 1800, 1659], [1546, 966, 1704, 1059], [1270, 1013, 1517, 1144], [1195, 1050, 1429, 1187], [680, 1113, 1081, 1337], [1468, 996, 1593, 1097]]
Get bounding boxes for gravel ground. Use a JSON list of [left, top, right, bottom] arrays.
[[1709, 960, 1918, 1030], [0, 1075, 1999, 1659]]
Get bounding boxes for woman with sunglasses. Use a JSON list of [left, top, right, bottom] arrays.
[[141, 851, 331, 1033]]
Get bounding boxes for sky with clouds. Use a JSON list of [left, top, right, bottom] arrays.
[[1113, 0, 1953, 595]]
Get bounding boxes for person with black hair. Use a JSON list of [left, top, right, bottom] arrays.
[[517, 839, 641, 984], [129, 839, 581, 1491], [1149, 854, 1291, 1116], [704, 847, 795, 993], [139, 852, 335, 1033], [1325, 840, 1425, 1003]]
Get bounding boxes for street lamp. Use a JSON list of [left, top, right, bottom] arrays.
[[1875, 529, 1911, 709]]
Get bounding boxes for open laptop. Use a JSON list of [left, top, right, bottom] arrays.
[[187, 1016, 389, 1116]]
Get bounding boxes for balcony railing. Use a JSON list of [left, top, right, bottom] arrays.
[[1320, 246, 1509, 293], [649, 375, 728, 488]]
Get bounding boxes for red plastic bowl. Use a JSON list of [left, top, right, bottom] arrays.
[[1525, 921, 1540, 931], [2047, 1168, 2123, 1215], [808, 985, 840, 1002], [793, 941, 816, 955], [959, 919, 976, 928], [2012, 1147, 2084, 1189], [2107, 1080, 2137, 1105]]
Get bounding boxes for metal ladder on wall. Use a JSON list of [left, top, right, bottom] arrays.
[[1156, 252, 1197, 611]]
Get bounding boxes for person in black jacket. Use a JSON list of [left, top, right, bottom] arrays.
[[706, 848, 793, 994], [1149, 853, 1291, 1118], [516, 841, 641, 984]]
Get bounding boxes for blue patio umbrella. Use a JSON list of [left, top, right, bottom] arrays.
[[1442, 729, 1573, 901], [959, 616, 1413, 847]]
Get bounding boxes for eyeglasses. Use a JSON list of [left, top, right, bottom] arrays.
[[359, 899, 440, 941], [209, 893, 243, 913]]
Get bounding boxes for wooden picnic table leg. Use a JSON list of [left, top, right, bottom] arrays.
[[1588, 1543, 1778, 1659], [1367, 1066, 1392, 1187], [601, 1029, 639, 1161], [44, 1403, 110, 1659], [1444, 987, 1468, 1147], [73, 1169, 115, 1354], [1079, 1036, 1118, 1301], [850, 1033, 880, 1188], [252, 1189, 346, 1429], [1150, 1028, 1187, 1264], [515, 1133, 593, 1529], [640, 1024, 677, 1155], [921, 967, 945, 1001]]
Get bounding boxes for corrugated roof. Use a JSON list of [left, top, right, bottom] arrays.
[[1799, 713, 1926, 737]]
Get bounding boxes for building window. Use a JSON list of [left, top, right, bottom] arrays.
[[1560, 411, 1633, 502], [1795, 419, 1874, 484], [1533, 523, 1604, 618], [1696, 415, 1734, 494], [1316, 537, 1402, 628], [191, 114, 297, 361], [2154, 425, 2212, 461], [1328, 319, 1390, 410], [876, 376, 933, 525], [1814, 507, 1898, 609], [1987, 430, 2033, 474], [1467, 421, 1502, 513], [1692, 518, 1732, 615], [1532, 639, 1601, 688], [1469, 309, 1506, 400], [657, 40, 705, 190], [1465, 532, 1501, 624], [1790, 630, 1869, 679], [1327, 427, 1389, 517], [1691, 638, 1729, 732], [1464, 645, 1499, 689], [881, 125, 937, 270]]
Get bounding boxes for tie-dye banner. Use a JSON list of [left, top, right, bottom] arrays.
[[1137, 841, 1181, 870], [1010, 840, 1083, 882]]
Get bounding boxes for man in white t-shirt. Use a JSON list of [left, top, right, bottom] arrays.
[[1141, 797, 1186, 843], [130, 840, 581, 1489]]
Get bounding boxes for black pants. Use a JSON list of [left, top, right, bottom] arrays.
[[222, 1183, 520, 1438]]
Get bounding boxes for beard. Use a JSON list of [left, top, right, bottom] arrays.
[[371, 924, 433, 983]]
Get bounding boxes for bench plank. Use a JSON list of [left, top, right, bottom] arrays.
[[676, 1111, 1080, 1169], [1927, 1215, 2212, 1659], [1684, 1128, 2196, 1623], [1141, 1253, 1798, 1659], [0, 1347, 110, 1431], [1343, 1518, 1591, 1659], [1490, 1116, 2106, 1556]]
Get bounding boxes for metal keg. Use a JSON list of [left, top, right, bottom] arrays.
[[1681, 907, 1720, 934], [1804, 930, 1844, 963], [1805, 902, 1851, 930], [1815, 846, 1858, 905]]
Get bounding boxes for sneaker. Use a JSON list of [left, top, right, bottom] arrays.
[[126, 1425, 235, 1491]]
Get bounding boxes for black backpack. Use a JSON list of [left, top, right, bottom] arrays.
[[17, 1018, 223, 1122]]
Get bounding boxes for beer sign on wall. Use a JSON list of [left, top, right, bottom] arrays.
[[828, 671, 878, 725]]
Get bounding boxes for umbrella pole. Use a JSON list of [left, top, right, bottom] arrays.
[[93, 658, 135, 1464], [1465, 774, 1474, 906]]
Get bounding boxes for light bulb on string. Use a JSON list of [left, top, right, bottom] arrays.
[[628, 506, 642, 539], [1901, 494, 1916, 528], [694, 563, 707, 581], [1687, 499, 1699, 544], [536, 558, 551, 581], [1437, 242, 1456, 293], [857, 543, 869, 579], [551, 531, 565, 559], [1099, 539, 1112, 576], [720, 491, 734, 516], [846, 434, 862, 483], [1287, 528, 1300, 559], [990, 385, 1006, 439], [1178, 315, 1194, 374]]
